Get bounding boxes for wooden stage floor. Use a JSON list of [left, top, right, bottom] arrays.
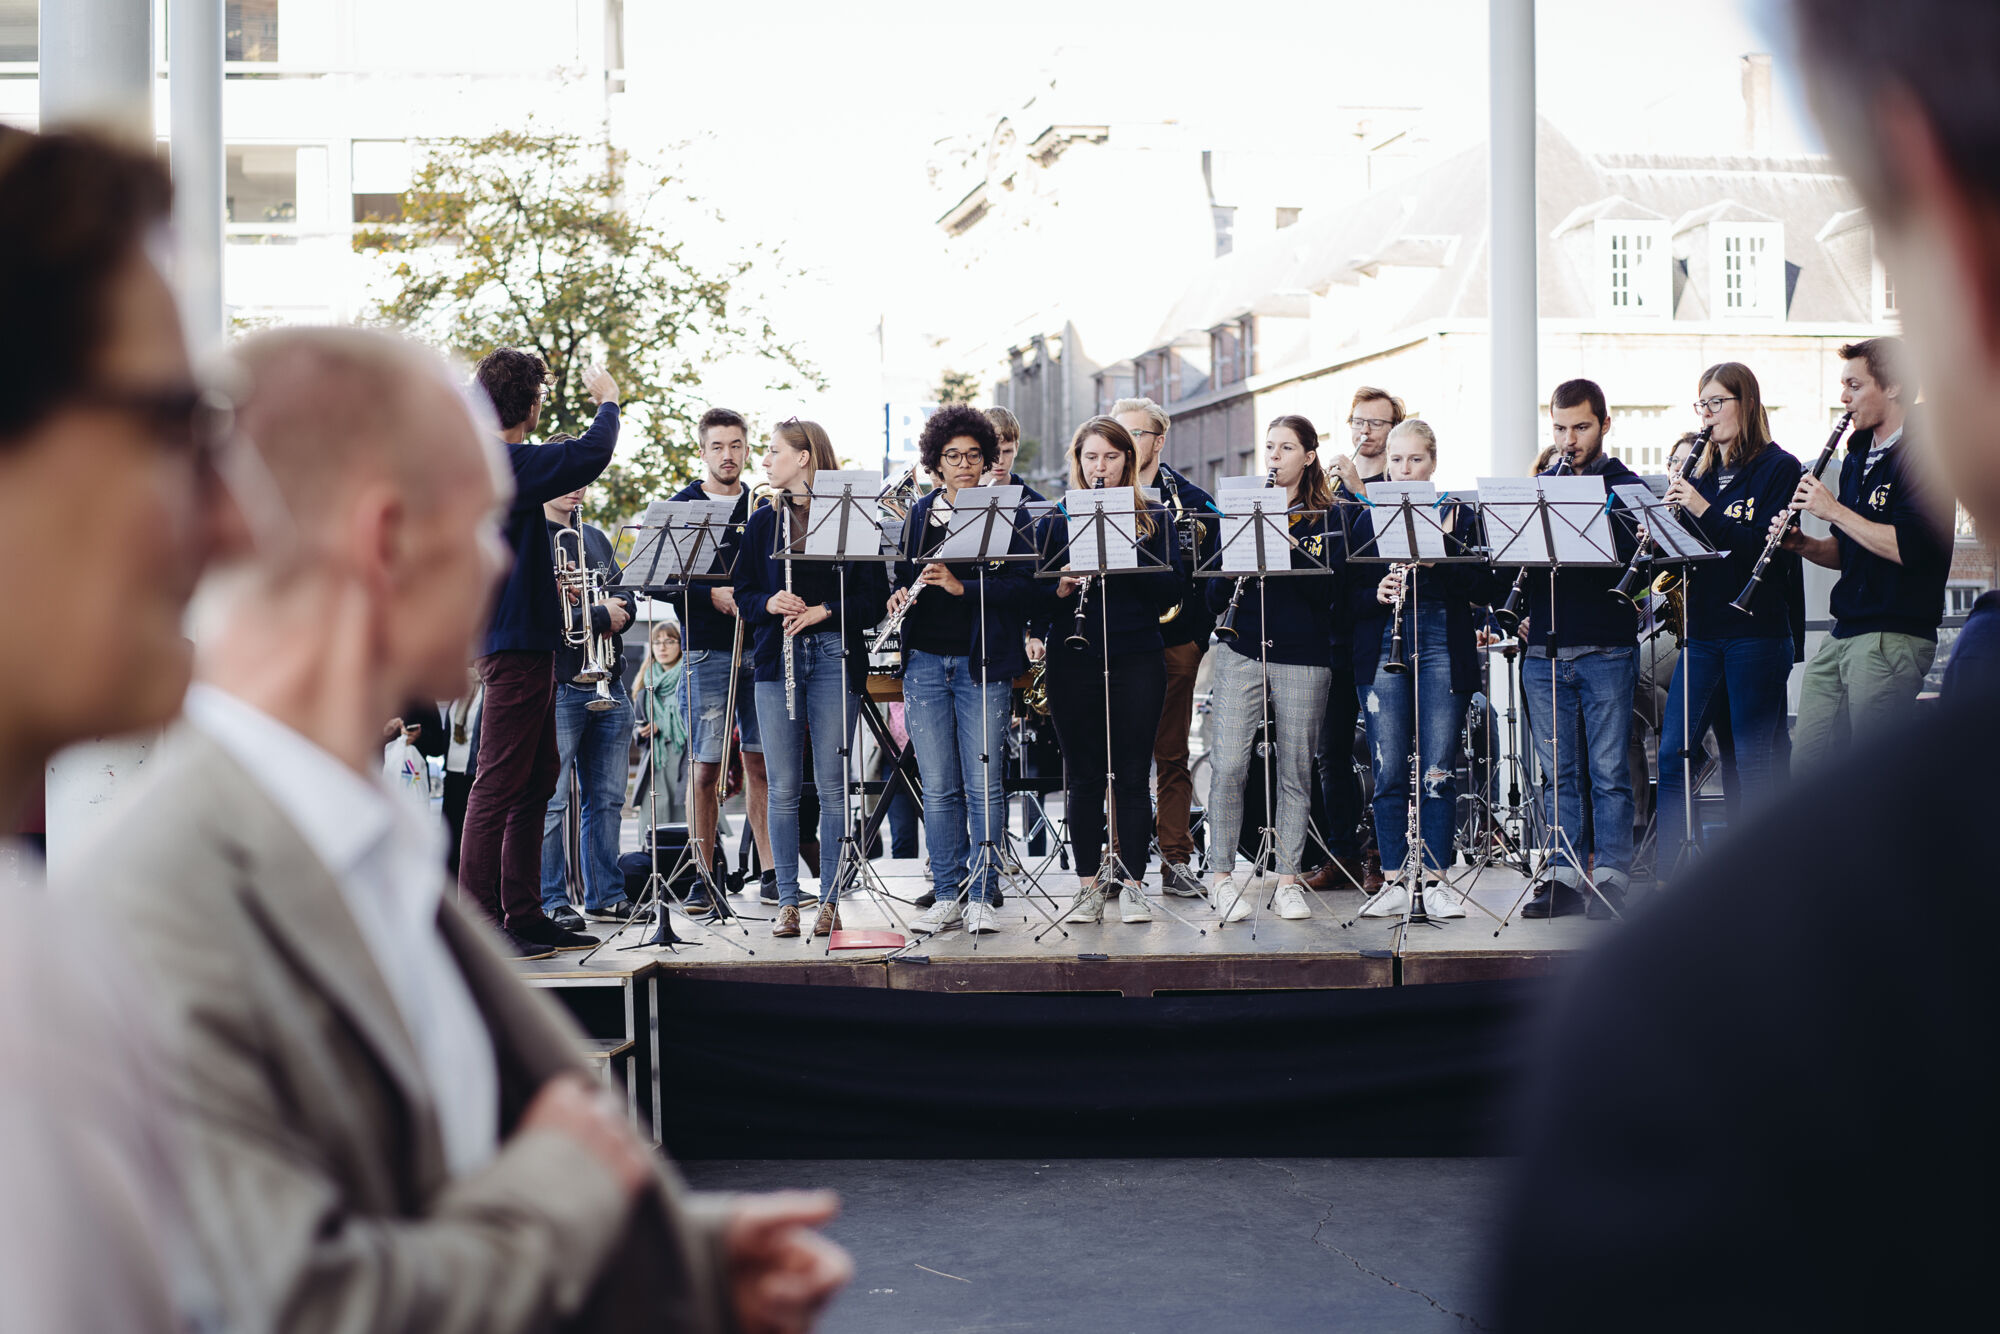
[[519, 857, 1611, 996]]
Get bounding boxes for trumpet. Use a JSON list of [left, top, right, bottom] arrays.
[[1494, 448, 1570, 628], [1728, 410, 1851, 615], [556, 516, 624, 711], [1610, 426, 1710, 610], [1213, 466, 1279, 643], [1066, 476, 1106, 649], [1382, 563, 1411, 675]]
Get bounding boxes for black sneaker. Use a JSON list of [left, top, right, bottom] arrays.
[[501, 928, 557, 960], [681, 888, 715, 918], [1521, 881, 1586, 919], [509, 912, 598, 951], [583, 899, 632, 922], [913, 891, 937, 910], [548, 904, 588, 933], [759, 870, 780, 905], [1160, 862, 1205, 899], [1585, 881, 1627, 920]]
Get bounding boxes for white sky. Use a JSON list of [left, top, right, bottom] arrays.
[[616, 0, 1815, 464]]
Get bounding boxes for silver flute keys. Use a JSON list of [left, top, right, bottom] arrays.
[[782, 498, 797, 721]]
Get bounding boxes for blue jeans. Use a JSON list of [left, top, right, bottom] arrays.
[[685, 645, 761, 764], [903, 649, 1011, 904], [1363, 603, 1467, 879], [1522, 647, 1637, 886], [754, 631, 858, 908], [539, 680, 634, 913], [1655, 636, 1792, 863]]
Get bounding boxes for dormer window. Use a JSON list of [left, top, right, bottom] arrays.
[[1712, 222, 1785, 318], [1593, 219, 1670, 318]]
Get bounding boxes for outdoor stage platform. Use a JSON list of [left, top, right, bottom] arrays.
[[515, 859, 1601, 1158]]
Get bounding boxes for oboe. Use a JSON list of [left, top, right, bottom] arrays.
[[1494, 447, 1571, 629], [1382, 564, 1411, 674], [782, 494, 797, 720], [1212, 465, 1279, 643], [1066, 475, 1106, 650], [1610, 426, 1710, 609], [1728, 410, 1852, 614]]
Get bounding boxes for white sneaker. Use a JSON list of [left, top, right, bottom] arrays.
[[1063, 882, 1109, 924], [965, 902, 1000, 934], [1421, 880, 1466, 919], [1273, 883, 1312, 919], [911, 899, 965, 935], [1362, 879, 1411, 918], [1211, 876, 1253, 923], [1118, 881, 1153, 923]]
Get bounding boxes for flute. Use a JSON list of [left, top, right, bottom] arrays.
[[782, 494, 797, 720]]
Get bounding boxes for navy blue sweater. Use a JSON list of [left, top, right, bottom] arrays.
[[1514, 453, 1643, 653], [1829, 423, 1953, 641], [732, 500, 890, 693], [1154, 464, 1220, 649], [1944, 591, 2000, 697], [1204, 504, 1337, 668], [483, 403, 619, 656], [1346, 501, 1497, 693], [894, 488, 1036, 681], [1034, 501, 1181, 658], [654, 481, 752, 653], [544, 517, 636, 684], [1008, 472, 1047, 503], [1683, 443, 1805, 650]]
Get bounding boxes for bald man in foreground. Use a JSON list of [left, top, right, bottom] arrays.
[[76, 328, 849, 1333]]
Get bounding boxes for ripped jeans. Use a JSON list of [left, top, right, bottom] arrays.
[[1362, 603, 1467, 879]]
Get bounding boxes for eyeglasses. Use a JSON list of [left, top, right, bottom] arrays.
[[1694, 396, 1739, 413], [1348, 416, 1394, 431], [1129, 429, 1161, 441], [940, 449, 985, 467], [74, 382, 235, 470]]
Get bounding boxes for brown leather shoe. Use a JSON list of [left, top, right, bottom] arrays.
[[812, 902, 842, 936], [773, 905, 801, 938], [1304, 855, 1369, 892], [1364, 852, 1385, 893]]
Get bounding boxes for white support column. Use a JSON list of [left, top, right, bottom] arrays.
[[37, 0, 155, 145], [171, 0, 227, 353], [1488, 0, 1539, 476], [39, 0, 162, 876]]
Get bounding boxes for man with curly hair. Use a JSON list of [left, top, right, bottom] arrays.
[[458, 347, 622, 957], [896, 404, 1037, 934]]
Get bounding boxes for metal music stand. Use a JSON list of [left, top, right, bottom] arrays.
[[578, 500, 754, 965], [1191, 482, 1339, 937], [1338, 484, 1494, 950], [777, 473, 914, 952], [1031, 487, 1206, 942], [1474, 474, 1630, 927]]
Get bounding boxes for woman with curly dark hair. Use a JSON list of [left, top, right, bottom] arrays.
[[896, 405, 1037, 936]]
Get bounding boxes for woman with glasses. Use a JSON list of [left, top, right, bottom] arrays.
[[1652, 363, 1803, 875], [895, 405, 1036, 937], [1202, 415, 1340, 923], [1037, 417, 1181, 926], [1348, 420, 1496, 919], [735, 418, 889, 937]]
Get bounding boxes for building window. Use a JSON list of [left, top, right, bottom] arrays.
[[1881, 261, 1899, 315], [1211, 324, 1242, 388], [1609, 232, 1650, 309], [1212, 205, 1236, 258], [1949, 584, 1982, 616], [227, 146, 298, 225], [0, 0, 35, 62], [351, 140, 412, 223], [1712, 223, 1785, 318], [1275, 206, 1302, 230], [1240, 317, 1255, 378], [226, 1, 279, 62], [1594, 220, 1669, 318], [1721, 233, 1759, 310]]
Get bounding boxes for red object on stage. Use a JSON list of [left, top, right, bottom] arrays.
[[828, 930, 906, 951]]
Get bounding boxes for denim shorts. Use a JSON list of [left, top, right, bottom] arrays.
[[685, 646, 761, 763]]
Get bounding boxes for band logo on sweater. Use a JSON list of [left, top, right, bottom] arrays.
[[1722, 496, 1757, 523], [1296, 532, 1327, 560], [1869, 482, 1894, 510]]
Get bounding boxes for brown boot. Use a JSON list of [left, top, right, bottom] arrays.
[[1363, 851, 1385, 893], [812, 901, 842, 936], [773, 905, 801, 938], [1304, 855, 1368, 892]]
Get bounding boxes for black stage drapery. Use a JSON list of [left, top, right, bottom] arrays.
[[655, 975, 1544, 1159]]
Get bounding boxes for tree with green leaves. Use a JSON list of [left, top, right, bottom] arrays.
[[355, 129, 819, 522], [934, 368, 980, 405]]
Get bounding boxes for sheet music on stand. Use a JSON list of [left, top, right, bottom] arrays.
[[1216, 481, 1290, 574], [933, 484, 1029, 560], [1068, 484, 1141, 573], [625, 497, 738, 585], [1610, 483, 1709, 561], [1362, 481, 1450, 560], [798, 469, 888, 560], [1477, 474, 1620, 566]]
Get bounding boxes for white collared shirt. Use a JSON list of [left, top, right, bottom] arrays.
[[185, 684, 499, 1177]]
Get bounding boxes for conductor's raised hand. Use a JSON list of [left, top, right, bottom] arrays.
[[581, 362, 619, 407], [725, 1190, 853, 1334]]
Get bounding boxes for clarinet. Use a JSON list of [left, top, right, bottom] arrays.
[[1212, 466, 1279, 642], [1610, 426, 1710, 609], [1382, 564, 1411, 675], [1066, 476, 1106, 649], [1493, 447, 1571, 629], [1728, 410, 1852, 614], [781, 495, 797, 720]]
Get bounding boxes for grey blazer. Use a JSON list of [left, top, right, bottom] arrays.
[[76, 727, 737, 1334]]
